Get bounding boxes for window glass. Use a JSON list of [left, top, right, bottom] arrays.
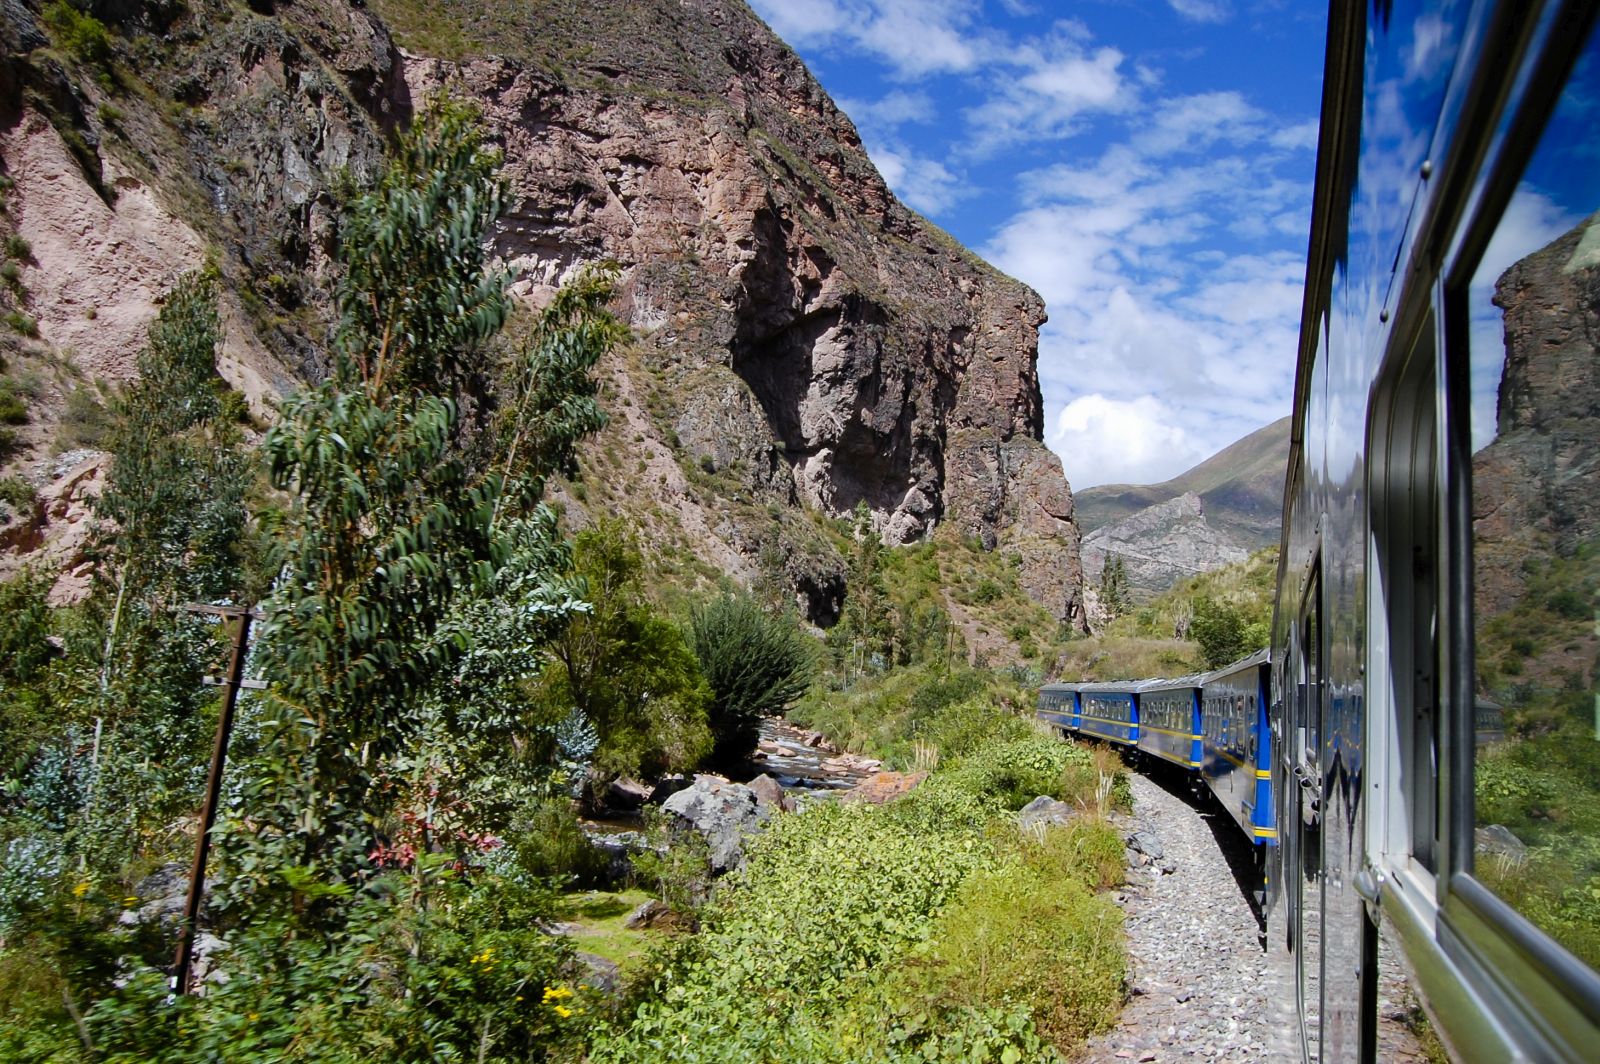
[[1465, 29, 1600, 971]]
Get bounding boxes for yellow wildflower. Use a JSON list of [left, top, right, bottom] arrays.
[[542, 986, 574, 1003], [553, 1005, 573, 1019], [71, 881, 90, 898]]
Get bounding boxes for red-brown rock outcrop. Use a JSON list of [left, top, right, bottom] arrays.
[[0, 0, 1085, 627]]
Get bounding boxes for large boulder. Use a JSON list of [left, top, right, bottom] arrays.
[[603, 777, 653, 811], [1018, 795, 1078, 832], [587, 830, 655, 887], [660, 776, 764, 873], [118, 861, 217, 929], [844, 770, 928, 805], [746, 773, 795, 817]]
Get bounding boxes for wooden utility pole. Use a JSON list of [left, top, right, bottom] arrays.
[[171, 603, 264, 996]]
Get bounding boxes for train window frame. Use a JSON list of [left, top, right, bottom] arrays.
[[1434, 0, 1600, 1037], [1365, 311, 1442, 890]]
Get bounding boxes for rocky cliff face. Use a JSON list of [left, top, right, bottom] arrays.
[[1473, 213, 1600, 617], [0, 0, 1083, 627], [1079, 491, 1249, 605]]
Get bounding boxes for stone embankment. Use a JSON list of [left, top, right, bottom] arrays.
[[1085, 771, 1432, 1062]]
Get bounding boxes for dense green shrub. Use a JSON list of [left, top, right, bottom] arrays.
[[935, 735, 1103, 810], [0, 473, 35, 513], [592, 793, 1001, 1061], [790, 665, 1031, 768], [531, 521, 712, 783], [0, 386, 26, 425], [2, 311, 38, 337], [907, 693, 1033, 764], [885, 821, 1125, 1053], [690, 593, 812, 768], [507, 797, 612, 888], [58, 385, 112, 450], [40, 1, 113, 67], [77, 872, 584, 1063], [593, 767, 1125, 1063], [1189, 596, 1269, 670]]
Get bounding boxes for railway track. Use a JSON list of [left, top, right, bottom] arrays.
[[1084, 765, 1434, 1062]]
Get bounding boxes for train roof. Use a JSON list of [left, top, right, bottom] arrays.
[[1075, 679, 1144, 694], [1138, 674, 1208, 692], [1039, 681, 1082, 692], [1201, 647, 1271, 685]]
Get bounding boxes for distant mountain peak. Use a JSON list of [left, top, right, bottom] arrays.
[[1071, 419, 1288, 604]]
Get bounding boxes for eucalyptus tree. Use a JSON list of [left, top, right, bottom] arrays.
[[237, 101, 622, 905]]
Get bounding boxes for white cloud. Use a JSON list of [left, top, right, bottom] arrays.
[[988, 146, 1303, 485], [752, 0, 852, 44], [1269, 119, 1320, 151], [837, 89, 938, 128], [1052, 394, 1210, 487], [1132, 91, 1262, 156], [963, 34, 1132, 154], [748, 0, 993, 78], [864, 141, 971, 215], [1167, 0, 1230, 23]]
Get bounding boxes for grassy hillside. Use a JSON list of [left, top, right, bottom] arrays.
[[1074, 416, 1290, 548], [1052, 546, 1278, 681]]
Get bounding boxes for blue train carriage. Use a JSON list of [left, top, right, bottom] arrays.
[[1036, 681, 1081, 738], [1075, 680, 1140, 747], [1134, 675, 1204, 770], [1200, 649, 1274, 848]]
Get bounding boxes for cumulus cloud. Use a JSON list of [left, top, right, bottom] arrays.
[[837, 89, 938, 128], [986, 130, 1309, 484], [749, 0, 993, 77], [1269, 119, 1320, 151], [1052, 394, 1210, 488], [1132, 91, 1263, 156], [963, 32, 1132, 154]]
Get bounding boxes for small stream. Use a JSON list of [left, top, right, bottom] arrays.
[[752, 718, 879, 792], [579, 720, 878, 838]]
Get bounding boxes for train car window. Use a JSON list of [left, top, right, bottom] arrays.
[[1371, 322, 1441, 874], [1453, 23, 1600, 977]]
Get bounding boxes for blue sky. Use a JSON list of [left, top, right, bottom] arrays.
[[747, 0, 1328, 488]]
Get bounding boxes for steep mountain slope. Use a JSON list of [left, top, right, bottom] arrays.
[[1073, 415, 1289, 549], [0, 0, 1085, 627], [1079, 491, 1249, 604]]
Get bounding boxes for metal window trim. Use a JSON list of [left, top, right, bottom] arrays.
[[1428, 0, 1600, 1045], [1381, 876, 1524, 1064]]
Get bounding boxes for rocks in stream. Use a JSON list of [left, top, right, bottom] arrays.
[[746, 773, 796, 816], [649, 774, 693, 805], [604, 777, 654, 811]]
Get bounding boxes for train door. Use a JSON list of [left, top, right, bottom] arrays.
[[1294, 566, 1326, 1063]]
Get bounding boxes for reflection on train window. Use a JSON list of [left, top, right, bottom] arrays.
[[1464, 29, 1600, 972]]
